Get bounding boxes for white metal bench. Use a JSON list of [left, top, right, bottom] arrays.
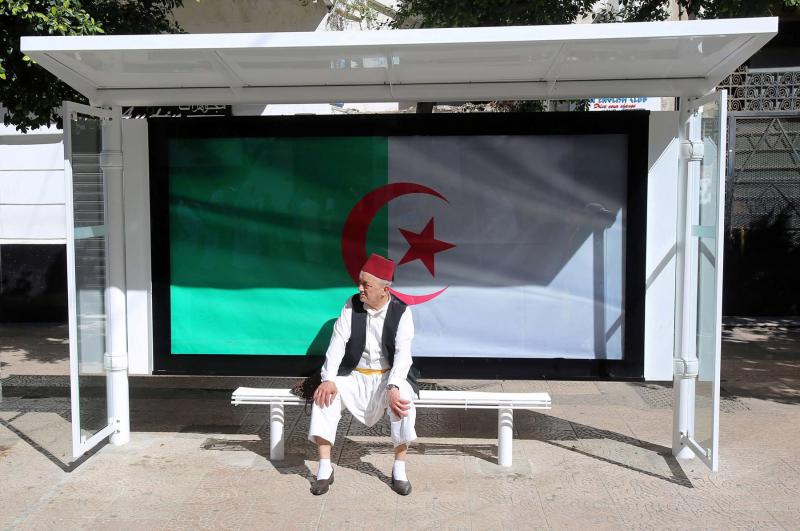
[[232, 387, 552, 467]]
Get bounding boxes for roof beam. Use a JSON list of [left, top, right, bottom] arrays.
[[31, 53, 98, 103], [207, 51, 246, 96], [93, 78, 711, 106]]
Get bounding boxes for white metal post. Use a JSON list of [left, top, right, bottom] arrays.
[[102, 106, 130, 446], [498, 408, 513, 467], [270, 404, 285, 460], [64, 104, 82, 459], [709, 91, 728, 472], [672, 97, 701, 459]]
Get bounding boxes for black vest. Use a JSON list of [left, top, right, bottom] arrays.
[[338, 294, 420, 394]]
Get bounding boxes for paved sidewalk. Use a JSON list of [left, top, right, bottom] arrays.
[[0, 321, 799, 530]]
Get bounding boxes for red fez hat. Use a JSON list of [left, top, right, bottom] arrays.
[[361, 253, 395, 281]]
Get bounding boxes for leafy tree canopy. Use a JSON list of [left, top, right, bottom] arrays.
[[392, 0, 595, 28], [690, 0, 799, 18], [1, 0, 183, 132], [393, 0, 798, 28], [391, 0, 798, 111]]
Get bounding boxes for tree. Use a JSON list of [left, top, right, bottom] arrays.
[[392, 0, 607, 112], [676, 0, 799, 19], [0, 0, 184, 132], [83, 0, 182, 35], [392, 0, 798, 111], [593, 1, 670, 22], [392, 0, 598, 29], [393, 0, 799, 33]]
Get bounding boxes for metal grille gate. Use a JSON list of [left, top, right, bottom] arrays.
[[718, 68, 800, 315], [719, 69, 800, 112], [727, 113, 800, 235]]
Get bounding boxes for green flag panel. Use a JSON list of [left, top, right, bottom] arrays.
[[168, 137, 388, 355]]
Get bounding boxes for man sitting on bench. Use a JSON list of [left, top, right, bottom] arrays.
[[308, 253, 419, 496]]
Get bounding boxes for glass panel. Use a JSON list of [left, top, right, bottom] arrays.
[[693, 98, 723, 454], [70, 114, 110, 443]]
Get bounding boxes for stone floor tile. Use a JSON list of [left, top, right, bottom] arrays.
[[768, 510, 800, 529], [92, 517, 168, 530], [241, 519, 318, 531], [471, 516, 549, 531], [601, 472, 689, 504], [541, 505, 628, 530], [161, 505, 249, 531], [499, 379, 551, 393], [394, 492, 472, 531], [0, 491, 52, 530], [15, 517, 98, 531], [37, 485, 124, 514], [317, 505, 396, 531], [242, 495, 325, 530], [548, 380, 602, 396]]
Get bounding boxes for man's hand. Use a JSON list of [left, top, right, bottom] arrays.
[[314, 380, 338, 408], [388, 387, 411, 418]]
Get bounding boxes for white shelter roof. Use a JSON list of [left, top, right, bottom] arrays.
[[22, 17, 777, 106]]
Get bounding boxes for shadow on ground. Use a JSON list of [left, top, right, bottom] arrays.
[[721, 323, 800, 405], [0, 322, 69, 366], [2, 378, 690, 487], [1, 319, 797, 487]]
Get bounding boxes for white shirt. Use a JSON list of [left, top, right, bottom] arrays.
[[320, 295, 414, 388]]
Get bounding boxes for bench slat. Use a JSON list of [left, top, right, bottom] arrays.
[[232, 387, 551, 409]]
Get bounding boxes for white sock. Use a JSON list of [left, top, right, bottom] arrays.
[[317, 459, 332, 480], [392, 460, 407, 481]]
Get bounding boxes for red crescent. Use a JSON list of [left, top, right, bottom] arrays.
[[341, 182, 449, 306], [388, 286, 448, 305]]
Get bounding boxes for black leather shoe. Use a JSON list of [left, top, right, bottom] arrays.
[[391, 475, 412, 496], [311, 470, 334, 495]]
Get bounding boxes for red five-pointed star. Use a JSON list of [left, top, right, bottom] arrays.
[[398, 217, 456, 276]]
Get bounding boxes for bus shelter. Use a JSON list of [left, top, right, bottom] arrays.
[[22, 17, 777, 470]]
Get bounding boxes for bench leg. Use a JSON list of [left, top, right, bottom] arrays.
[[270, 404, 285, 461], [498, 408, 513, 467]]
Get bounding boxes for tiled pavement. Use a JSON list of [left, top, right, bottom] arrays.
[[0, 322, 799, 530]]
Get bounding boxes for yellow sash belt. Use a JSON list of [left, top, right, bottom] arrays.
[[354, 368, 389, 375]]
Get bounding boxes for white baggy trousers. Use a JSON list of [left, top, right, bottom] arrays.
[[308, 371, 417, 447]]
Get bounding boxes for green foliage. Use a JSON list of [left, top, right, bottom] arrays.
[[0, 0, 102, 131], [325, 0, 384, 30], [392, 0, 601, 112], [595, 1, 670, 22], [393, 0, 798, 112], [394, 0, 797, 28], [83, 0, 183, 35], [0, 0, 184, 132], [674, 0, 799, 18], [392, 0, 598, 28]]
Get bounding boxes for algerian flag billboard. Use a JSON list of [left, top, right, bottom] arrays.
[[156, 114, 645, 375], [168, 135, 391, 355]]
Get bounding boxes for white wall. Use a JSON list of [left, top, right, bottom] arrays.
[[231, 102, 405, 116], [172, 0, 328, 33], [0, 124, 66, 244], [644, 111, 680, 380], [121, 119, 153, 375]]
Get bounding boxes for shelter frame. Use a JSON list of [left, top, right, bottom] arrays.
[[21, 17, 779, 469]]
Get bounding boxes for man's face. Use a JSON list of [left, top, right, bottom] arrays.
[[358, 272, 388, 310]]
